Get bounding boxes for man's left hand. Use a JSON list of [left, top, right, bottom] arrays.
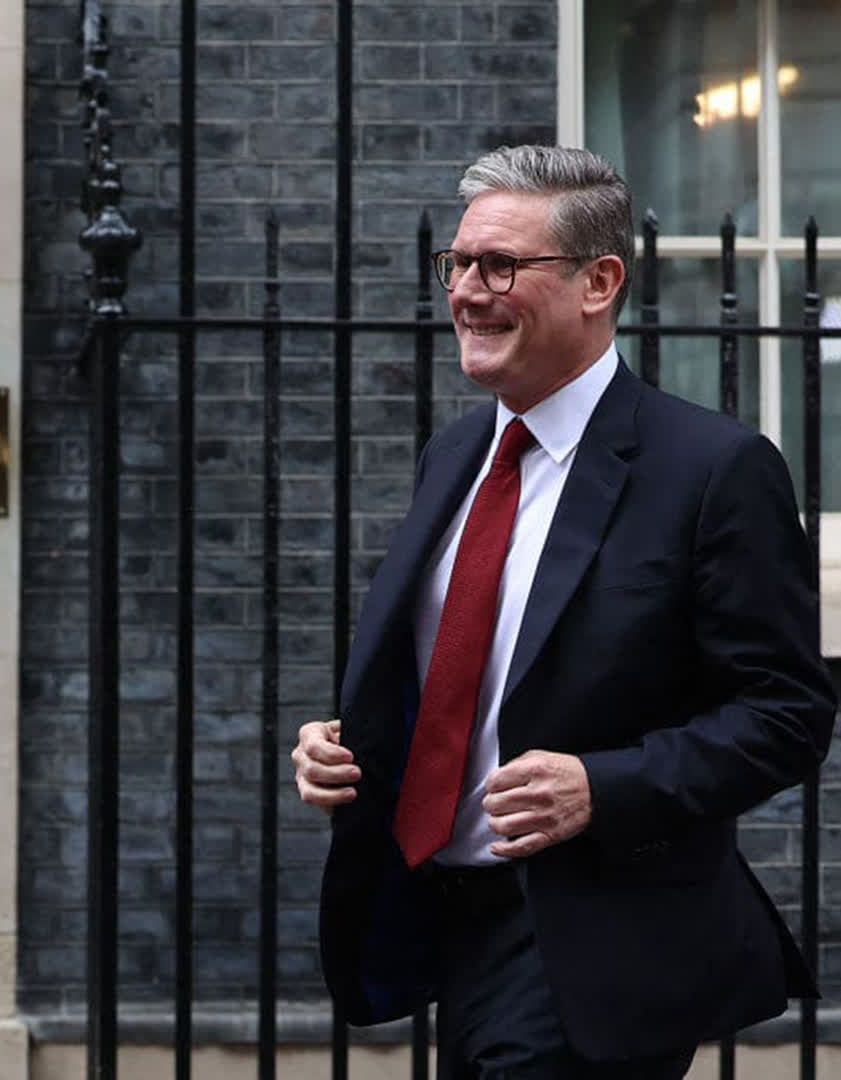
[[482, 750, 592, 858]]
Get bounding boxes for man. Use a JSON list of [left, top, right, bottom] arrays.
[[292, 146, 837, 1079]]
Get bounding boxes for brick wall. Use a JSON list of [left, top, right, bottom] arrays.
[[20, 0, 841, 1019], [20, 0, 559, 1011]]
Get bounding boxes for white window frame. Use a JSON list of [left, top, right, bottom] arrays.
[[558, 0, 841, 654], [0, 0, 27, 1068]]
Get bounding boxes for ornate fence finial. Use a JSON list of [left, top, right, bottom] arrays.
[[78, 0, 142, 318], [640, 208, 660, 387]]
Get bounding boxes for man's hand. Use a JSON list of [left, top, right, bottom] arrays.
[[292, 719, 361, 812], [482, 750, 592, 858]]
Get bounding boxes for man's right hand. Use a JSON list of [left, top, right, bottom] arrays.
[[292, 719, 361, 812]]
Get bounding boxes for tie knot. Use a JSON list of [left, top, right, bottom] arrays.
[[494, 418, 534, 466]]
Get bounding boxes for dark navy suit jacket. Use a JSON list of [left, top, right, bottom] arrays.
[[319, 360, 837, 1060]]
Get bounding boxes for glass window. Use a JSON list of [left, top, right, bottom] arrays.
[[779, 1, 841, 235], [580, 0, 841, 524], [619, 257, 759, 429], [585, 0, 759, 235]]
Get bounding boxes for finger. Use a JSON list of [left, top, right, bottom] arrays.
[[486, 809, 543, 838], [298, 728, 356, 766], [297, 778, 358, 810], [490, 831, 551, 859], [482, 788, 534, 816], [484, 759, 534, 794], [326, 719, 342, 744], [296, 758, 361, 787]]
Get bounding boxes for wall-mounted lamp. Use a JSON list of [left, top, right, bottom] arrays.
[[694, 65, 799, 127]]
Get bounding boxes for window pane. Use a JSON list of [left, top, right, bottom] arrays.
[[618, 257, 759, 429], [779, 1, 841, 235], [780, 259, 841, 511], [585, 0, 758, 235]]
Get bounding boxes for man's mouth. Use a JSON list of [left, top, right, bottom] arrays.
[[463, 324, 511, 337]]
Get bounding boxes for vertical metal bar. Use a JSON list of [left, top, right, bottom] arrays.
[[412, 1010, 430, 1080], [719, 213, 739, 419], [175, 0, 197, 1074], [175, 342, 195, 1077], [800, 216, 821, 1080], [414, 210, 433, 459], [332, 2, 353, 1078], [259, 213, 282, 1080], [719, 1037, 735, 1080], [87, 317, 121, 1080], [410, 209, 433, 1080], [179, 0, 197, 316], [718, 209, 739, 1080], [640, 209, 660, 388]]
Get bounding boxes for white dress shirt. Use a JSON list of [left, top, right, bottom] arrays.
[[412, 344, 619, 865]]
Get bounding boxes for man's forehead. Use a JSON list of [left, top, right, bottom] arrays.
[[453, 190, 557, 248]]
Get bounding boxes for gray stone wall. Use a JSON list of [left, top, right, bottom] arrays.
[[20, 0, 559, 1012]]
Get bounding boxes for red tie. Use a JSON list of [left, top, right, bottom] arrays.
[[393, 418, 535, 869]]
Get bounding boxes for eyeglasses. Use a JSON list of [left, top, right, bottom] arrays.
[[432, 249, 584, 295]]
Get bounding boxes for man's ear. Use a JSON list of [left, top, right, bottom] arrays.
[[581, 255, 625, 317]]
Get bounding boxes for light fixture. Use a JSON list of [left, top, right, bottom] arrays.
[[694, 65, 799, 127]]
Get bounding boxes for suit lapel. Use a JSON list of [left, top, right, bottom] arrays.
[[502, 361, 641, 704], [341, 404, 496, 710]]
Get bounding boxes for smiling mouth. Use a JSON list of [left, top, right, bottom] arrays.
[[464, 325, 511, 336]]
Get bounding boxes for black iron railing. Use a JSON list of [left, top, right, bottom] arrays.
[[75, 3, 838, 1080]]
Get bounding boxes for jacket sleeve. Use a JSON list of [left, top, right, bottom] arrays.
[[579, 432, 837, 845]]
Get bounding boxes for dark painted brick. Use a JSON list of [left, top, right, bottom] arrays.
[[426, 44, 556, 81], [249, 45, 335, 81], [359, 280, 419, 317], [26, 44, 59, 80], [822, 785, 841, 825], [274, 164, 336, 200], [197, 44, 247, 80], [425, 123, 556, 160], [360, 515, 403, 552], [752, 864, 804, 907], [276, 84, 335, 123], [250, 123, 336, 161], [358, 436, 415, 472], [462, 6, 496, 42], [357, 6, 458, 42], [196, 362, 249, 396], [499, 5, 557, 42], [461, 83, 497, 121], [356, 163, 465, 199], [250, 200, 333, 235], [199, 7, 274, 39], [358, 45, 421, 80], [276, 7, 335, 41], [498, 83, 556, 122], [110, 5, 157, 39], [277, 947, 320, 980], [362, 124, 423, 161], [196, 123, 248, 160], [356, 82, 456, 120], [737, 825, 795, 863]]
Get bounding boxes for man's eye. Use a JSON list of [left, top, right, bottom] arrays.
[[483, 253, 515, 276], [452, 253, 472, 270]]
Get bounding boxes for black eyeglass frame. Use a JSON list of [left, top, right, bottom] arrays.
[[431, 249, 585, 295]]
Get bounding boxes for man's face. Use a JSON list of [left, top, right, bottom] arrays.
[[448, 190, 594, 413]]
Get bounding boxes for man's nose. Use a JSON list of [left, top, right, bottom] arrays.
[[451, 260, 490, 300]]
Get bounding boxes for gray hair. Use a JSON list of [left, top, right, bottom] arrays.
[[458, 145, 634, 319]]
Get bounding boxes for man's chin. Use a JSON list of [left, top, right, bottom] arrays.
[[459, 345, 512, 392]]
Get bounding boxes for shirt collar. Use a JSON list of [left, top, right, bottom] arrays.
[[494, 343, 619, 464]]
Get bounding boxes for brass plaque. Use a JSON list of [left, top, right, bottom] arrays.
[[0, 388, 7, 517]]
